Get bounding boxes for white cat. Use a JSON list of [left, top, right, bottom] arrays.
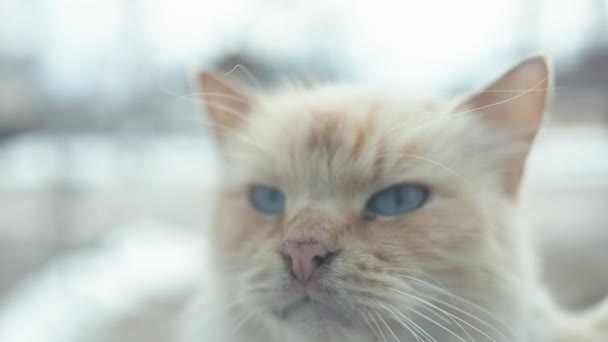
[[180, 56, 608, 342]]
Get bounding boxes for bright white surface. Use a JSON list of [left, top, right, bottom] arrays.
[[0, 222, 203, 342], [0, 134, 217, 191], [1, 0, 603, 95], [527, 126, 608, 188]]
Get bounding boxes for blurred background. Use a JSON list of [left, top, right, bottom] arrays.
[[0, 0, 607, 341]]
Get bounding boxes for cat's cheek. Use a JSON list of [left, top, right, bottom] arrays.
[[354, 196, 486, 267], [212, 218, 286, 297], [212, 203, 280, 262]]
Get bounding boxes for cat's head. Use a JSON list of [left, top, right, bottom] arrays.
[[198, 56, 550, 337]]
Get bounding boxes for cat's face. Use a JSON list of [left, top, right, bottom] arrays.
[[199, 57, 550, 337]]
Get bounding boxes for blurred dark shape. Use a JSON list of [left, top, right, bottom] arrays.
[[558, 49, 608, 89], [554, 48, 608, 124], [0, 59, 44, 139]]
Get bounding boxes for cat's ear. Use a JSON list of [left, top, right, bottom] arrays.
[[458, 55, 552, 195], [196, 72, 251, 139]]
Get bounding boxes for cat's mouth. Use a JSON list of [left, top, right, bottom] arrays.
[[276, 295, 352, 326]]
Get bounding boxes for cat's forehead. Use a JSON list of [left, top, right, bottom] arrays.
[[225, 87, 459, 193], [249, 87, 443, 147], [256, 85, 440, 120]]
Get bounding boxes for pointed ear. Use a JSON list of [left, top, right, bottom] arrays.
[[458, 55, 552, 196], [196, 72, 251, 139]]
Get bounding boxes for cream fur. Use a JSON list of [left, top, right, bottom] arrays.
[[180, 57, 607, 342]]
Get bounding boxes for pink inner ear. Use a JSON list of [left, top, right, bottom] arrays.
[[461, 56, 549, 138], [197, 72, 251, 139], [458, 56, 551, 196]]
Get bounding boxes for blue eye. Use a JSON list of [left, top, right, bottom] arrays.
[[249, 185, 286, 215], [365, 184, 428, 217]]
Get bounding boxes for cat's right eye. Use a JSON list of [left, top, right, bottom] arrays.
[[365, 183, 428, 217], [248, 185, 286, 215]]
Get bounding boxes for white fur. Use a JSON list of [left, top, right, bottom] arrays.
[[181, 73, 606, 341]]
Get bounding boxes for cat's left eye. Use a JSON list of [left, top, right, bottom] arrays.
[[248, 185, 286, 215], [365, 184, 428, 217]]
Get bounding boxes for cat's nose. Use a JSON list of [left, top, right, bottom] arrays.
[[280, 240, 332, 284]]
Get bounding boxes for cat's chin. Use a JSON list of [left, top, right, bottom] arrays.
[[275, 296, 353, 328]]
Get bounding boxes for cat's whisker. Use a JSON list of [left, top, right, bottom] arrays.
[[388, 288, 474, 341], [470, 88, 552, 94], [230, 308, 262, 337], [418, 293, 511, 341], [443, 312, 498, 342], [416, 296, 503, 342], [465, 82, 567, 95], [223, 64, 263, 90], [367, 311, 390, 342], [384, 76, 548, 140], [452, 76, 549, 115], [392, 305, 442, 342], [401, 154, 468, 182], [376, 302, 429, 342], [388, 270, 513, 333], [430, 290, 514, 334], [386, 272, 457, 307], [376, 311, 402, 342], [217, 288, 268, 315], [357, 152, 435, 175], [161, 87, 250, 105], [217, 290, 255, 308], [358, 309, 382, 341], [414, 77, 549, 134], [393, 303, 468, 342], [384, 267, 453, 300], [365, 148, 468, 182]]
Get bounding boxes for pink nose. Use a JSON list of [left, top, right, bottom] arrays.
[[281, 240, 331, 284]]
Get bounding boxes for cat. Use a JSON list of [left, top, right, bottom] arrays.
[[179, 56, 608, 342]]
